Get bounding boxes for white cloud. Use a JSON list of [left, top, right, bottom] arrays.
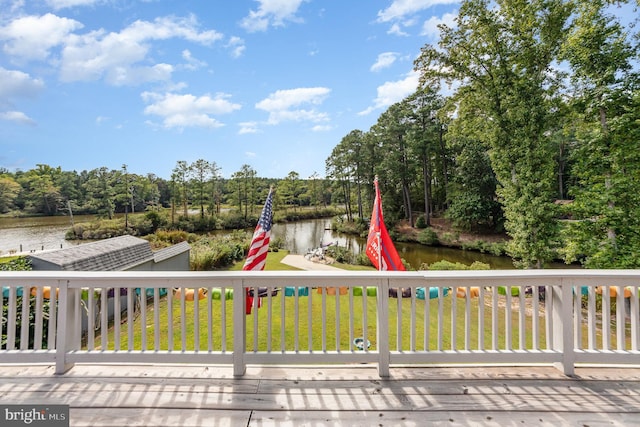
[[181, 49, 207, 70], [142, 91, 241, 130], [226, 36, 246, 58], [0, 110, 36, 125], [59, 15, 222, 85], [255, 87, 330, 125], [371, 52, 398, 72], [45, 0, 102, 9], [359, 70, 419, 115], [0, 13, 83, 61], [421, 11, 457, 38], [387, 23, 409, 36], [239, 121, 259, 134], [311, 124, 331, 132], [377, 0, 460, 23], [240, 0, 306, 32], [0, 67, 45, 100]]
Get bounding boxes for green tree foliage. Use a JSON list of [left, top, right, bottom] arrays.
[[560, 0, 640, 268], [415, 0, 572, 267], [0, 175, 20, 213]]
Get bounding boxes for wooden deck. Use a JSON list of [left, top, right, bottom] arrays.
[[1, 364, 639, 426]]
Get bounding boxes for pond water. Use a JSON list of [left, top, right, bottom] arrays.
[[0, 215, 520, 269]]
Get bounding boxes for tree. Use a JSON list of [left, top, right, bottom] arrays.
[[375, 102, 417, 226], [0, 175, 20, 213], [17, 164, 63, 215], [190, 159, 211, 219], [561, 0, 640, 267], [415, 0, 572, 267], [83, 167, 116, 219], [404, 88, 446, 226], [281, 171, 301, 212], [172, 161, 190, 218]]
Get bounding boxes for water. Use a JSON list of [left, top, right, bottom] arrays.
[[270, 219, 517, 269], [0, 215, 518, 269], [0, 215, 88, 254]]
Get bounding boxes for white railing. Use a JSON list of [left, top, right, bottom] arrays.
[[1, 270, 639, 377]]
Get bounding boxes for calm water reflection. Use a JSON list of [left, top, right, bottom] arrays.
[[1, 215, 519, 269]]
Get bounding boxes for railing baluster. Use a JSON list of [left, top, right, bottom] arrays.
[[451, 286, 457, 351], [167, 287, 173, 351], [180, 287, 186, 351], [464, 287, 471, 350], [87, 288, 95, 351], [348, 287, 354, 352], [519, 286, 526, 350], [505, 287, 513, 350], [478, 286, 485, 351], [114, 287, 121, 351], [221, 287, 227, 352], [492, 286, 498, 350], [127, 287, 134, 351], [207, 287, 213, 352], [334, 286, 340, 351], [101, 288, 107, 351], [631, 285, 639, 352], [321, 287, 327, 352], [140, 287, 146, 351], [424, 287, 430, 351], [437, 287, 444, 351], [309, 287, 314, 351], [410, 288, 416, 352], [532, 286, 539, 350], [34, 287, 44, 350], [294, 286, 300, 352], [280, 286, 285, 352], [602, 287, 611, 351], [362, 284, 368, 352], [588, 286, 596, 350], [252, 286, 259, 352], [19, 286, 30, 350], [616, 286, 625, 350], [266, 288, 272, 353], [573, 285, 581, 351], [154, 288, 160, 351], [396, 289, 402, 351], [194, 287, 200, 352]]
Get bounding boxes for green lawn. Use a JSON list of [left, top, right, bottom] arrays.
[[93, 250, 550, 352]]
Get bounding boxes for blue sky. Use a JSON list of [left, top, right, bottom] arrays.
[[0, 0, 461, 179]]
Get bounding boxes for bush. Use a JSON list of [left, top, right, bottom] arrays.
[[421, 259, 491, 270], [417, 228, 439, 246]]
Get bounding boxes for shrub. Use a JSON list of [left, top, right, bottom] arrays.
[[417, 228, 439, 246], [422, 259, 491, 270]]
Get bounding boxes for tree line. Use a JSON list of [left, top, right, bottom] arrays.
[[0, 163, 331, 223], [326, 0, 639, 269]]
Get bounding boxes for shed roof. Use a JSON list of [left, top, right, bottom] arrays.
[[29, 235, 154, 271]]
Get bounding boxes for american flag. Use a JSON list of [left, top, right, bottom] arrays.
[[243, 187, 274, 313], [243, 187, 274, 271]]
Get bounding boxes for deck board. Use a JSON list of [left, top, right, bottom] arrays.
[[1, 364, 639, 426]]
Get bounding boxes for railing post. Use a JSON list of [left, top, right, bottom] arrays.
[[377, 278, 390, 377], [232, 279, 246, 377], [551, 278, 575, 376], [55, 280, 77, 374]]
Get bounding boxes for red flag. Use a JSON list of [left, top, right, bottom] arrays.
[[366, 178, 405, 271], [242, 187, 274, 314]]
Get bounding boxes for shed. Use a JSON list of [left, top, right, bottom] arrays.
[[28, 235, 190, 272]]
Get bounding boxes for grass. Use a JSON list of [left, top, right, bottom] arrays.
[[91, 250, 551, 353]]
